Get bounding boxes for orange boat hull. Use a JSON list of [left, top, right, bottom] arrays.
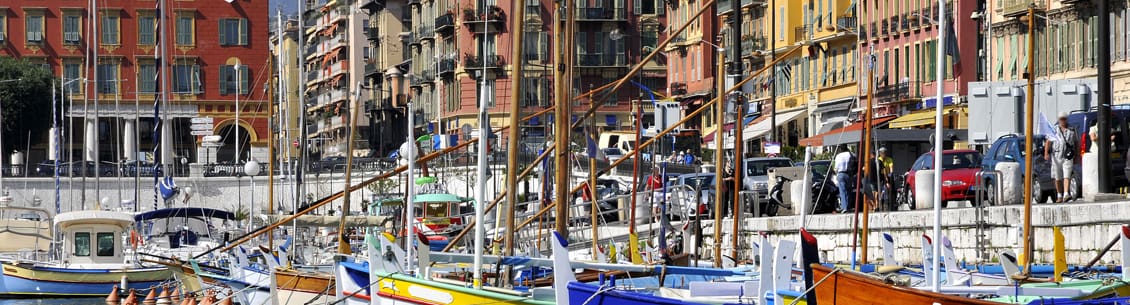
[[810, 264, 1005, 305]]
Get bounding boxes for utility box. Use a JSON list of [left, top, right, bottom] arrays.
[[653, 101, 683, 132]]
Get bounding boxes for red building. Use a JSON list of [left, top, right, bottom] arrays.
[[0, 0, 269, 164]]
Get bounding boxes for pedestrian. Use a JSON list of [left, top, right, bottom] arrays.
[[646, 167, 664, 223], [1044, 112, 1076, 203], [683, 149, 695, 165], [877, 147, 894, 210], [832, 144, 855, 213]]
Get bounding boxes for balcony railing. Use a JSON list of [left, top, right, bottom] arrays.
[[437, 57, 457, 76], [874, 81, 915, 105], [889, 16, 900, 33], [307, 70, 321, 83], [576, 53, 626, 67], [794, 26, 808, 41], [417, 26, 435, 41], [366, 27, 379, 41], [365, 62, 381, 79], [464, 5, 506, 34], [880, 20, 889, 36], [836, 16, 857, 31], [463, 54, 504, 70], [717, 0, 733, 14], [575, 7, 626, 21], [436, 13, 456, 35], [421, 70, 435, 82], [409, 74, 422, 88], [408, 0, 421, 6], [740, 36, 765, 57], [997, 0, 1043, 17]]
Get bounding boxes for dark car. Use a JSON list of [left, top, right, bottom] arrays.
[[666, 173, 716, 219], [118, 160, 164, 177], [574, 178, 625, 223], [59, 161, 118, 177], [1066, 108, 1130, 189], [981, 134, 1077, 204], [35, 160, 64, 177], [314, 156, 347, 172]]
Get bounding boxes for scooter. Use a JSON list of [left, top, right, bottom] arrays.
[[768, 173, 839, 216]]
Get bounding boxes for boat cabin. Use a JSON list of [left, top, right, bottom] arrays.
[[55, 210, 134, 266], [0, 206, 52, 257]]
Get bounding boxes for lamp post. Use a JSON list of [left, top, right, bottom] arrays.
[[244, 158, 261, 229]]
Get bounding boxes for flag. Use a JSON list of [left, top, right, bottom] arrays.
[[586, 129, 598, 159], [944, 16, 961, 76], [1038, 112, 1061, 146], [777, 64, 792, 85]]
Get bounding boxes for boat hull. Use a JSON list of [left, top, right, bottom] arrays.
[[566, 281, 713, 305], [0, 262, 171, 297], [340, 261, 552, 305], [810, 264, 1005, 305]]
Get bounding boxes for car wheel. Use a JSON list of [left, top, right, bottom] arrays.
[[903, 183, 916, 210], [984, 181, 998, 206]]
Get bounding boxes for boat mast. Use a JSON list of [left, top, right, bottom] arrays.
[[860, 45, 876, 266], [472, 9, 491, 287], [337, 82, 365, 255], [931, 0, 948, 292], [553, 0, 575, 242], [503, 0, 526, 280], [269, 10, 281, 252]]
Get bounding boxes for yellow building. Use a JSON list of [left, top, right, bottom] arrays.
[[271, 18, 302, 160]]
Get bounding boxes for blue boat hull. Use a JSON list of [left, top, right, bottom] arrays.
[[0, 267, 168, 297]]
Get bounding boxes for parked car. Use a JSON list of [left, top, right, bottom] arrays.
[[743, 157, 794, 206], [118, 160, 163, 177], [35, 160, 64, 177], [601, 147, 626, 163], [980, 134, 1078, 204], [574, 178, 625, 224], [900, 150, 983, 209], [1066, 108, 1130, 189], [314, 156, 347, 172]]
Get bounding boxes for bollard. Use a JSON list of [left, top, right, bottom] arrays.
[[120, 275, 129, 292], [106, 285, 120, 304], [171, 288, 181, 304], [218, 296, 232, 305], [123, 289, 138, 305]]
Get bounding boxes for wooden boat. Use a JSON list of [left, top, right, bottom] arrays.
[[809, 264, 1005, 305]]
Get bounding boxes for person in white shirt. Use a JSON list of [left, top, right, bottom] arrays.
[[832, 144, 855, 212]]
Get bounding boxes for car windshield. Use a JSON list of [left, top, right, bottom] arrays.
[[941, 152, 982, 169], [809, 161, 831, 176], [747, 159, 793, 176], [680, 175, 714, 188]]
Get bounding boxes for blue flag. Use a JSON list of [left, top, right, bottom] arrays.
[[586, 130, 598, 159]]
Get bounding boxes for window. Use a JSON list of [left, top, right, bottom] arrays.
[[176, 14, 194, 46], [63, 14, 81, 45], [522, 31, 542, 62], [526, 0, 540, 14], [25, 14, 43, 45], [219, 64, 249, 95], [74, 232, 91, 256], [0, 15, 6, 43], [219, 18, 248, 46], [642, 30, 658, 54], [634, 0, 659, 14], [101, 14, 120, 45], [138, 15, 156, 45], [138, 61, 157, 93], [173, 63, 201, 93], [97, 62, 119, 94], [63, 62, 82, 93], [96, 232, 115, 256]]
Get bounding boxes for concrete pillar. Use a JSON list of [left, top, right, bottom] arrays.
[[122, 120, 136, 161], [84, 118, 96, 162], [915, 170, 934, 209], [1083, 152, 1100, 201]]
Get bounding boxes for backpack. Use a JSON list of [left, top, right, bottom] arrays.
[[1061, 128, 1076, 160]]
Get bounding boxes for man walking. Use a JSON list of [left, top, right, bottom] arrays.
[[833, 144, 855, 212], [1044, 113, 1076, 203]]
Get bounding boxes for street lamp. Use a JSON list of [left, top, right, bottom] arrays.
[[244, 158, 261, 228]]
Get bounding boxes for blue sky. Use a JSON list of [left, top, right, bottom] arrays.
[[269, 0, 299, 16]]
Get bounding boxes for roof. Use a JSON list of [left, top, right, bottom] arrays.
[[55, 210, 134, 229], [134, 207, 237, 222], [414, 193, 471, 203]]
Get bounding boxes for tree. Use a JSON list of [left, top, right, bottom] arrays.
[[0, 57, 53, 160]]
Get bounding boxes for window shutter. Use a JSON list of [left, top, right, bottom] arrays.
[[634, 0, 640, 14], [219, 20, 228, 46], [240, 66, 250, 94], [656, 0, 663, 15], [192, 65, 202, 93], [219, 66, 230, 95], [239, 18, 249, 46], [539, 32, 548, 61]]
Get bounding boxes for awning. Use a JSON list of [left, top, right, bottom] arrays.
[[703, 131, 715, 143], [814, 98, 854, 114], [888, 106, 961, 129], [799, 116, 897, 147], [817, 120, 845, 134], [742, 109, 807, 141], [604, 114, 618, 126]]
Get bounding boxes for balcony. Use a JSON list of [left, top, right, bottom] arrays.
[[717, 0, 733, 14], [836, 16, 857, 32], [361, 0, 384, 12], [409, 74, 422, 89], [880, 20, 889, 36], [436, 13, 455, 36], [415, 26, 431, 41], [575, 7, 626, 21], [889, 16, 900, 34], [997, 0, 1043, 17], [367, 27, 379, 41], [794, 26, 808, 41], [421, 71, 436, 83], [670, 82, 687, 95], [365, 62, 381, 79], [306, 70, 321, 83], [576, 53, 626, 67], [874, 82, 914, 105], [463, 54, 504, 72], [437, 57, 457, 78], [740, 35, 765, 58], [463, 5, 506, 34], [907, 13, 919, 29]]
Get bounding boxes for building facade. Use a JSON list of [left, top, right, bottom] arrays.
[[302, 0, 372, 159], [0, 0, 270, 164], [271, 17, 302, 161]]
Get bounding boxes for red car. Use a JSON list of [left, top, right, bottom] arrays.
[[902, 149, 983, 208]]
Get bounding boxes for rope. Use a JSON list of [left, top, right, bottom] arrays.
[[580, 284, 619, 305], [785, 268, 842, 305]]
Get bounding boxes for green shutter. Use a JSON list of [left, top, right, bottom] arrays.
[[218, 20, 227, 46], [219, 66, 229, 95], [240, 66, 249, 94], [239, 18, 249, 46]]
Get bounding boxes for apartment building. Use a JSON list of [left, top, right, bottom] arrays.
[[0, 0, 270, 164], [271, 17, 302, 161], [360, 0, 411, 158], [302, 0, 372, 159]]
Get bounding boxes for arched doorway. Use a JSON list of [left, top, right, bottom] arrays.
[[215, 123, 251, 164]]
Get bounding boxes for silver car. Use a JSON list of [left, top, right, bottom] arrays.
[[743, 157, 794, 203]]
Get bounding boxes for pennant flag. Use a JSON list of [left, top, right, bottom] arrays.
[[158, 176, 178, 201], [1037, 112, 1060, 146]]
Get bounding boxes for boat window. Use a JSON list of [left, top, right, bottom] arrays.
[[74, 232, 91, 256], [97, 232, 115, 256]]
